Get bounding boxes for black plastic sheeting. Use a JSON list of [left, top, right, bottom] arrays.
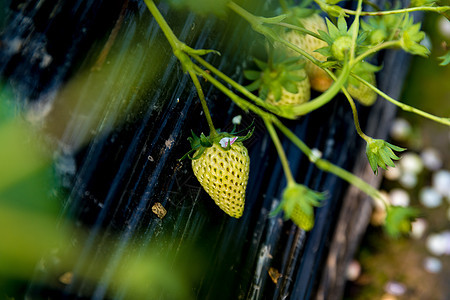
[[1, 0, 410, 299]]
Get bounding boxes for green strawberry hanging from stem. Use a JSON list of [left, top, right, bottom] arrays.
[[181, 128, 253, 218]]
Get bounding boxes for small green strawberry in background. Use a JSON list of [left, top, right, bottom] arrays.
[[181, 128, 253, 218], [271, 183, 326, 231], [244, 55, 310, 106], [283, 9, 334, 92], [345, 61, 381, 106]]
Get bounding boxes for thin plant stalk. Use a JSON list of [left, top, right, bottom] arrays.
[[352, 74, 450, 126], [264, 118, 296, 185], [343, 5, 450, 16]]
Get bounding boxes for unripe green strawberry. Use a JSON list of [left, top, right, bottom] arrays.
[[266, 68, 310, 106], [284, 14, 333, 92], [347, 72, 377, 106], [331, 36, 352, 61], [342, 61, 380, 106], [272, 183, 325, 231], [289, 202, 314, 231], [192, 142, 250, 218]]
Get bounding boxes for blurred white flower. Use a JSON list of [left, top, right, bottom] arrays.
[[384, 281, 407, 296], [400, 152, 423, 174], [423, 257, 442, 273], [399, 172, 417, 188], [389, 189, 410, 207], [232, 115, 242, 125], [438, 15, 450, 38], [426, 233, 450, 256], [346, 260, 361, 281], [433, 170, 450, 198], [384, 166, 401, 181], [419, 187, 443, 208], [420, 148, 443, 171], [390, 118, 411, 141], [410, 218, 427, 239]]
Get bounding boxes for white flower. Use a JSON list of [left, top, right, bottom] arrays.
[[232, 115, 242, 125], [219, 137, 237, 148]]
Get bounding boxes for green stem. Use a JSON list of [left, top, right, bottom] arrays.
[[227, 1, 320, 66], [276, 22, 323, 40], [343, 5, 450, 16], [324, 68, 371, 141], [196, 52, 349, 118], [353, 41, 400, 65], [188, 71, 217, 136], [343, 88, 370, 141], [352, 74, 450, 126], [264, 118, 295, 185], [292, 61, 350, 116], [350, 0, 364, 63], [144, 0, 179, 50], [191, 54, 287, 117], [192, 65, 270, 118], [194, 63, 388, 209], [144, 0, 218, 135], [273, 119, 389, 209]]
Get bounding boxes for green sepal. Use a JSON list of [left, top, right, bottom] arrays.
[[235, 127, 254, 143], [244, 70, 261, 80], [366, 139, 406, 175], [254, 58, 268, 70], [180, 130, 212, 161], [245, 79, 262, 92], [283, 80, 299, 94], [337, 15, 348, 33], [199, 133, 212, 147], [438, 51, 450, 66]]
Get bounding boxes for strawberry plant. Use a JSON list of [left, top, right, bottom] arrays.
[[143, 0, 450, 235]]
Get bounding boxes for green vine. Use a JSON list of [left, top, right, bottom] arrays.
[[143, 0, 450, 235]]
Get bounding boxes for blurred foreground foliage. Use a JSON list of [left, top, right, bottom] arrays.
[[0, 84, 202, 299]]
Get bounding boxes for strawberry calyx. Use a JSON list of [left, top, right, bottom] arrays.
[[244, 55, 307, 102], [180, 126, 254, 161], [315, 16, 368, 62]]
